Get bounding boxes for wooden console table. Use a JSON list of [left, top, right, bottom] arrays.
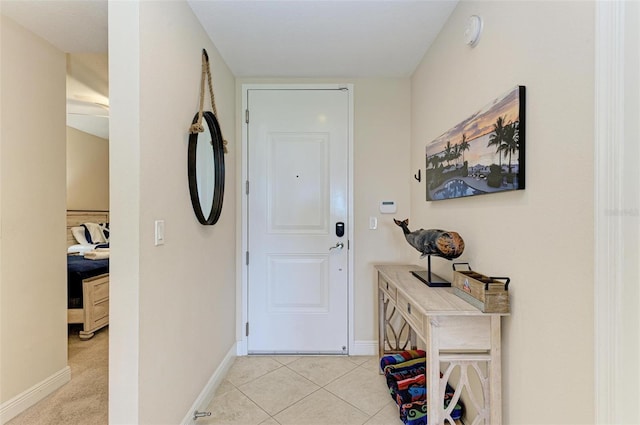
[[376, 264, 507, 424]]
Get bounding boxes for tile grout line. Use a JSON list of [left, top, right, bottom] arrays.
[[213, 356, 393, 425], [267, 356, 373, 423], [224, 377, 273, 424], [238, 363, 320, 419], [282, 357, 375, 422]]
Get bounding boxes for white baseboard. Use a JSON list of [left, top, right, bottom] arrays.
[[0, 366, 71, 424], [350, 340, 377, 356], [181, 343, 237, 425]]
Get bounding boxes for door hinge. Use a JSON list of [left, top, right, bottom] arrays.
[[245, 109, 249, 124], [245, 322, 249, 336], [246, 180, 249, 195], [246, 251, 249, 266]]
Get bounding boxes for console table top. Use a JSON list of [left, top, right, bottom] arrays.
[[375, 264, 509, 317]]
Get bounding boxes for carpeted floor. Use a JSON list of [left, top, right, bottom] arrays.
[[7, 325, 108, 425]]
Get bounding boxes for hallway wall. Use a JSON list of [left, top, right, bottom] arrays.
[[0, 14, 68, 420], [109, 1, 237, 423], [410, 1, 595, 422]]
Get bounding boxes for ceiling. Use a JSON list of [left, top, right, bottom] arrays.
[[2, 0, 109, 138], [1, 0, 108, 53], [65, 53, 110, 139], [187, 0, 458, 78], [1, 0, 458, 136]]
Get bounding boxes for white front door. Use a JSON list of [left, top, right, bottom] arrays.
[[247, 88, 349, 354]]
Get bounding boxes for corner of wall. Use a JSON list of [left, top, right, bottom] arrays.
[[179, 343, 236, 425], [0, 367, 70, 425]]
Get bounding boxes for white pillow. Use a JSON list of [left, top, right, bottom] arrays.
[[83, 223, 106, 244], [71, 226, 90, 245]]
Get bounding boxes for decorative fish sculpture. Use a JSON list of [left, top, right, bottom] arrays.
[[393, 218, 464, 260]]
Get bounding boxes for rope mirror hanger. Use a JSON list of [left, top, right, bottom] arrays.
[[187, 48, 226, 226], [189, 48, 228, 153]]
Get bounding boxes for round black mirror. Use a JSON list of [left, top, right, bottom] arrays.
[[188, 111, 225, 225]]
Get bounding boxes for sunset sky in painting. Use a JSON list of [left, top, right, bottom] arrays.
[[425, 86, 522, 163]]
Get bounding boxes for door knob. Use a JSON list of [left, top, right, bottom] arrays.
[[329, 242, 344, 251]]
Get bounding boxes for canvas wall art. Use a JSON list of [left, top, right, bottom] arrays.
[[425, 85, 525, 201]]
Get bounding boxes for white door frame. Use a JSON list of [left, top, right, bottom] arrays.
[[238, 83, 354, 356], [594, 1, 640, 422]]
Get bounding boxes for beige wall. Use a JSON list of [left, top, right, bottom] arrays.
[[109, 1, 236, 423], [351, 79, 415, 341], [0, 13, 68, 411], [236, 78, 415, 347], [66, 127, 109, 210], [410, 1, 595, 423]]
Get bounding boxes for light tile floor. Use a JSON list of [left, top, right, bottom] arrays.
[[201, 355, 405, 425]]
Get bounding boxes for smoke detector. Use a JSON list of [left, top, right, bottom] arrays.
[[464, 15, 483, 47]]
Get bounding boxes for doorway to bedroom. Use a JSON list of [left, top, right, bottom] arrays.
[[64, 52, 110, 424]]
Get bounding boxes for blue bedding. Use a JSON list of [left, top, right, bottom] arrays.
[[67, 255, 109, 308]]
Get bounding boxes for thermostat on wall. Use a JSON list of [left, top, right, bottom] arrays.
[[379, 201, 397, 214]]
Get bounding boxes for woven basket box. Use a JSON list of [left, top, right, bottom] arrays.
[[452, 265, 510, 313]]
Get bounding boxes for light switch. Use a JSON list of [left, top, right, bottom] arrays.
[[155, 220, 165, 246], [369, 216, 378, 230]]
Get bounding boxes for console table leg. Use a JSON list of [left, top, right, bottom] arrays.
[[426, 319, 441, 425], [490, 315, 502, 424], [378, 285, 386, 368]]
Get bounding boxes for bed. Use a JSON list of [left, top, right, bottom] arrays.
[[66, 210, 110, 340]]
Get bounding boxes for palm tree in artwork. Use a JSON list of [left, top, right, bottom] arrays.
[[500, 121, 520, 174], [444, 141, 453, 166], [488, 116, 507, 168], [459, 133, 470, 164]]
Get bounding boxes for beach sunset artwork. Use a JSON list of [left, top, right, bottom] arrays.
[[425, 85, 526, 201]]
